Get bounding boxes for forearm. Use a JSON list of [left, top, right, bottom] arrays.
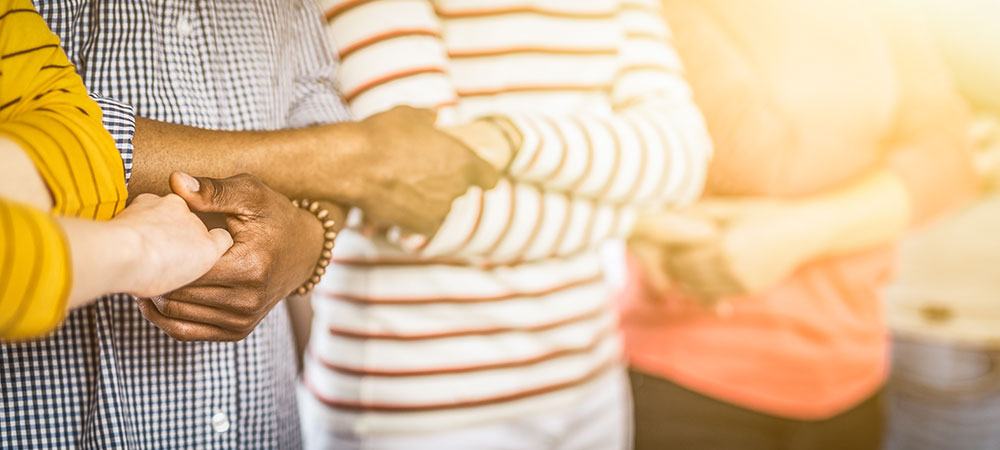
[[792, 168, 912, 259], [57, 216, 139, 309], [129, 117, 368, 204]]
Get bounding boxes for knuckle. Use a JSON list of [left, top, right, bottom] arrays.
[[133, 193, 157, 203], [162, 193, 188, 208]]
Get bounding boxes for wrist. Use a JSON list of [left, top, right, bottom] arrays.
[[304, 122, 371, 207], [782, 197, 841, 261], [110, 220, 150, 295]]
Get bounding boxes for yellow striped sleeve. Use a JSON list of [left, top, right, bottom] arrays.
[[0, 199, 71, 340], [0, 0, 127, 221]]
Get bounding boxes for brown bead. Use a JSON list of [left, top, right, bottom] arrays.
[[301, 199, 311, 208], [324, 231, 338, 240], [323, 241, 334, 250], [309, 202, 320, 213], [321, 250, 332, 259], [319, 258, 330, 268], [305, 281, 315, 291], [322, 220, 336, 229], [317, 209, 329, 220], [315, 267, 326, 276], [310, 275, 321, 284], [291, 199, 300, 208], [296, 286, 308, 296]]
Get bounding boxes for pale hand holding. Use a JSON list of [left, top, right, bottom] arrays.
[[61, 186, 234, 309], [629, 198, 825, 303]]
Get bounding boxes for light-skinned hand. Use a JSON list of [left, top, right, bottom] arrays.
[[631, 198, 822, 303]]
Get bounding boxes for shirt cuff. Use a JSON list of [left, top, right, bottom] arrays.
[[89, 93, 136, 185]]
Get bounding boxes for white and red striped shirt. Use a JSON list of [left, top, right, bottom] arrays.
[[303, 0, 712, 435]]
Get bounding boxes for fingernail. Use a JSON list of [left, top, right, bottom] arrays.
[[178, 172, 199, 192]]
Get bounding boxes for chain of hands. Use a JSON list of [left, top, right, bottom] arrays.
[[119, 106, 500, 342]]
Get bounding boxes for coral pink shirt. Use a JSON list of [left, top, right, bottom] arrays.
[[618, 246, 893, 420]]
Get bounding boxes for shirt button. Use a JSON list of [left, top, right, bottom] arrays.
[[177, 16, 193, 36], [211, 411, 231, 433]]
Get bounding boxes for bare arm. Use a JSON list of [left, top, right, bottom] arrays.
[[129, 107, 497, 235]]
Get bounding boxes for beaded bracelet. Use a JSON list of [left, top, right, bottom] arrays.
[[291, 198, 338, 295]]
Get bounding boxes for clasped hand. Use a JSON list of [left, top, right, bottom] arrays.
[[629, 197, 822, 303], [137, 172, 342, 342]]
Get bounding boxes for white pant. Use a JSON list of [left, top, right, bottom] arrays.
[[299, 367, 633, 450]]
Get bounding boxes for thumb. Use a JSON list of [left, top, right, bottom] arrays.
[[632, 211, 719, 246], [467, 153, 501, 189], [170, 172, 252, 215], [207, 227, 235, 257]]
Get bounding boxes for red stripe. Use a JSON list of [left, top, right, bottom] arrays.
[[515, 118, 546, 175], [331, 256, 470, 267], [446, 187, 486, 255], [324, 0, 370, 21], [448, 46, 617, 58], [326, 305, 608, 341], [622, 117, 649, 201], [339, 28, 442, 59], [616, 63, 679, 78], [313, 324, 614, 376], [479, 180, 518, 258], [303, 357, 617, 412], [434, 5, 616, 20], [321, 273, 602, 305], [595, 120, 623, 198], [643, 114, 677, 204], [457, 84, 605, 97], [345, 66, 447, 102], [544, 117, 570, 181], [573, 201, 599, 255], [567, 117, 595, 192], [513, 186, 546, 260], [547, 192, 573, 257], [432, 98, 460, 110]]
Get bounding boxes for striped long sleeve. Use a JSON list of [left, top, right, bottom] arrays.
[[323, 0, 712, 262], [0, 0, 127, 339]]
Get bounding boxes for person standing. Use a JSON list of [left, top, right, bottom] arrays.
[[2, 1, 496, 447], [299, 1, 713, 448], [622, 0, 976, 448]]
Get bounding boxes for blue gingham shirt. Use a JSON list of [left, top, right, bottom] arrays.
[[1, 1, 350, 448]]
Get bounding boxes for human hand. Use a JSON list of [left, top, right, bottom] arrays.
[[348, 106, 500, 235], [631, 198, 823, 302], [112, 192, 234, 298], [137, 172, 335, 342], [60, 188, 233, 309]]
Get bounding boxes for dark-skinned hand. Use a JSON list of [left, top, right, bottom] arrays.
[[346, 105, 501, 235], [137, 172, 345, 342]]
